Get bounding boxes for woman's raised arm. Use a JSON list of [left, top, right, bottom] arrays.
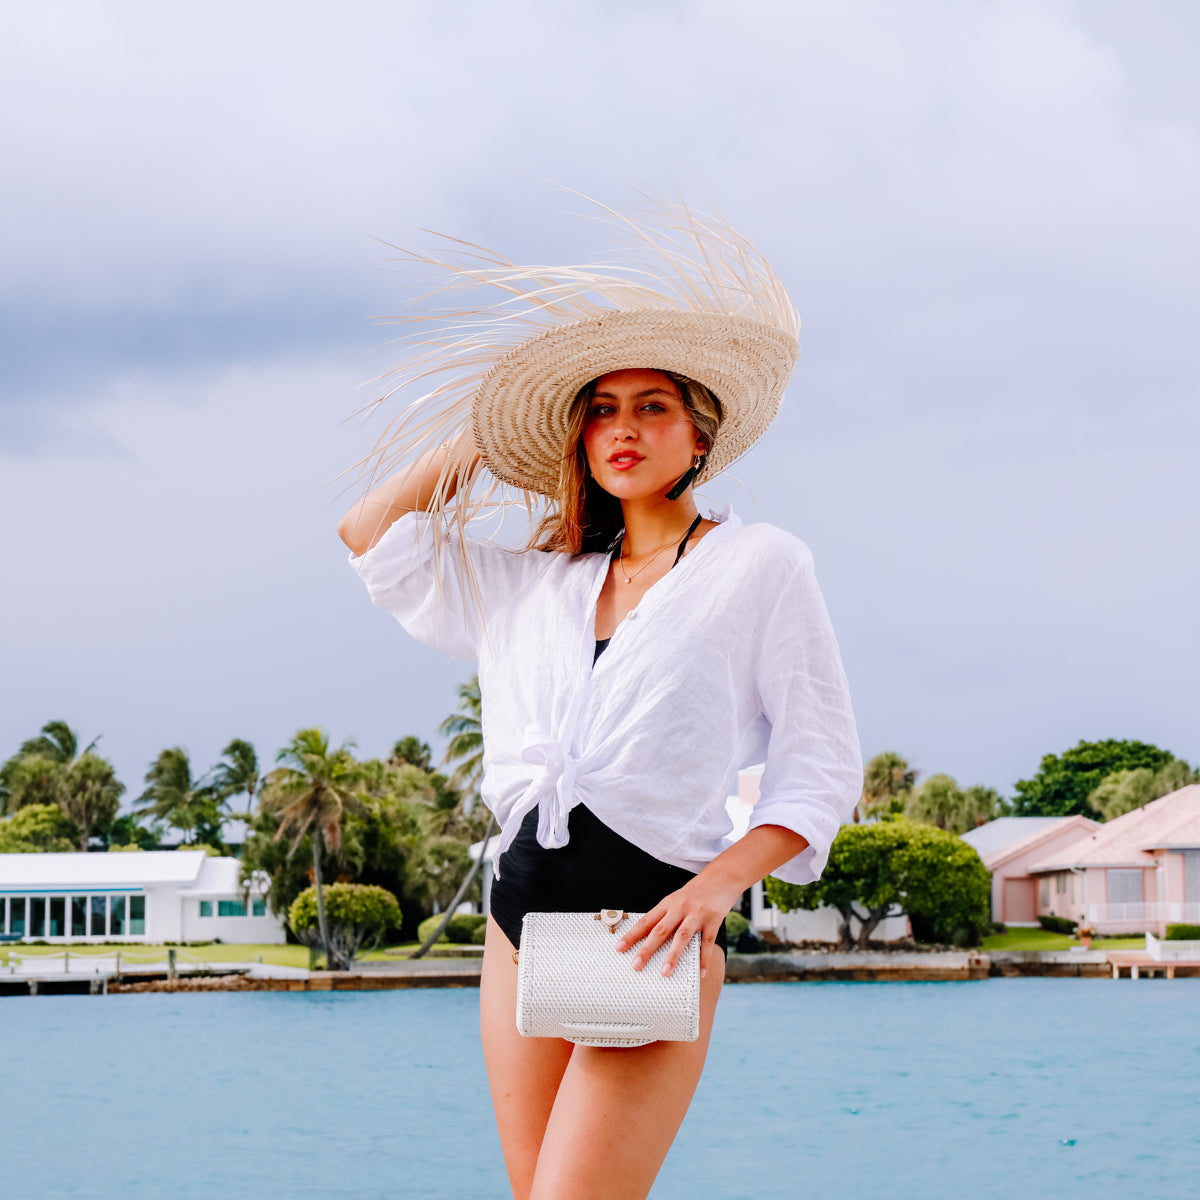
[[337, 430, 482, 556]]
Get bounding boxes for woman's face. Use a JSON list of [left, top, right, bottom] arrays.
[[582, 369, 707, 501]]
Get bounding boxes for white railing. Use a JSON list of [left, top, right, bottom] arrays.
[[1146, 933, 1200, 961], [1086, 902, 1200, 933]]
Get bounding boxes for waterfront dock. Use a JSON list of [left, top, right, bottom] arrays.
[[6, 947, 1200, 995]]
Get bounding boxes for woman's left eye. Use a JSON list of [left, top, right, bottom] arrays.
[[641, 403, 666, 413]]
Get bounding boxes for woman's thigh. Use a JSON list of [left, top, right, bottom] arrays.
[[480, 915, 574, 1200], [528, 965, 724, 1200]]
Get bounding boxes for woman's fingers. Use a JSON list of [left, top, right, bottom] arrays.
[[659, 922, 701, 977], [614, 907, 664, 955], [614, 892, 724, 975]]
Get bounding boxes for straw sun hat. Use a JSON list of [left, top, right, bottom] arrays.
[[355, 190, 801, 516]]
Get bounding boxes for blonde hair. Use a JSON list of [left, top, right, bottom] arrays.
[[530, 371, 723, 555]]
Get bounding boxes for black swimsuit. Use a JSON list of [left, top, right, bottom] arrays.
[[488, 515, 729, 958]]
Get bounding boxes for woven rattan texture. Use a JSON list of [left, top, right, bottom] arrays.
[[515, 910, 701, 1047], [473, 310, 798, 496]]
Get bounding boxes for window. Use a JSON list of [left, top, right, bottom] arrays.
[[199, 900, 213, 918], [218, 900, 246, 917], [1039, 878, 1049, 907], [90, 895, 106, 936], [9, 897, 26, 937], [1107, 870, 1143, 906], [49, 897, 65, 937], [129, 895, 145, 935], [30, 898, 46, 938], [110, 896, 125, 936], [0, 897, 6, 933], [252, 899, 266, 917], [72, 896, 87, 936], [1055, 873, 1066, 895], [1186, 852, 1200, 904]]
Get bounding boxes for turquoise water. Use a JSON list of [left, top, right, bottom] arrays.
[[3, 979, 1198, 1199]]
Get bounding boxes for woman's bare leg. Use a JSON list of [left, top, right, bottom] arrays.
[[527, 966, 724, 1200], [480, 915, 574, 1199]]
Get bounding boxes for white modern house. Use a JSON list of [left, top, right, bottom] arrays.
[[0, 851, 285, 945]]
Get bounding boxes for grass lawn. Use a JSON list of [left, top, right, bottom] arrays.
[[981, 928, 1144, 953], [1, 943, 312, 968], [0, 942, 450, 969]]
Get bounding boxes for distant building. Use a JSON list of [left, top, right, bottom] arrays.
[[0, 851, 284, 945], [1025, 784, 1200, 935], [962, 816, 1100, 926]]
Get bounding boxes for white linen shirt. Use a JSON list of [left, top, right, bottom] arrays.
[[350, 506, 861, 885]]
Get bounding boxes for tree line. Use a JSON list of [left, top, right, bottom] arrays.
[[3, 692, 1193, 957], [857, 737, 1196, 833], [781, 737, 1198, 950], [0, 680, 488, 946]]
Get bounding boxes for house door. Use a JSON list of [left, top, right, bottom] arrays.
[[1003, 877, 1037, 924]]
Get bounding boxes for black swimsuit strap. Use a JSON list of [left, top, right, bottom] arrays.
[[671, 513, 705, 566], [607, 512, 705, 568]]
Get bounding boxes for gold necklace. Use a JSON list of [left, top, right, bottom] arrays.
[[616, 522, 696, 585]]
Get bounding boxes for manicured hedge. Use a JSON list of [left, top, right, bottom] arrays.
[[1164, 923, 1200, 941], [417, 912, 488, 946], [724, 912, 750, 943], [1038, 915, 1077, 935]]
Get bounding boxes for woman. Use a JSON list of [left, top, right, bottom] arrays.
[[339, 197, 860, 1200]]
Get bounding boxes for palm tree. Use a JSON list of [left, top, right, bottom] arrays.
[[1, 719, 99, 817], [59, 755, 125, 851], [439, 677, 484, 803], [18, 719, 99, 764], [859, 751, 918, 822], [411, 678, 494, 959], [264, 729, 364, 970], [137, 748, 221, 847], [0, 720, 122, 844], [389, 736, 432, 771], [209, 739, 260, 819], [409, 810, 496, 959]]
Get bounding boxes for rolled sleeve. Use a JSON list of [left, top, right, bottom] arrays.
[[749, 553, 862, 885], [349, 513, 548, 661]]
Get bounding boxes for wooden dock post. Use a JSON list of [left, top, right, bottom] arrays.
[[168, 948, 176, 982]]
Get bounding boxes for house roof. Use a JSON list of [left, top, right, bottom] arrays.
[[1027, 785, 1200, 872], [0, 850, 211, 889], [971, 815, 1100, 872], [960, 817, 1070, 860], [176, 856, 259, 897]]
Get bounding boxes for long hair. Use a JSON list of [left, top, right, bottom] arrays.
[[530, 371, 723, 555]]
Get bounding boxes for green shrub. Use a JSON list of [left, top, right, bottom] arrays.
[[724, 912, 750, 943], [289, 883, 402, 969], [1165, 923, 1200, 941], [417, 912, 487, 946], [445, 913, 487, 943], [1038, 915, 1077, 935], [471, 922, 488, 945], [417, 914, 450, 946]]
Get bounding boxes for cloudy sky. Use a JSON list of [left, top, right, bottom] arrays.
[[2, 0, 1196, 809]]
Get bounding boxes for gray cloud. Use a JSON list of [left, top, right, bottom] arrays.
[[1, 1, 1197, 800]]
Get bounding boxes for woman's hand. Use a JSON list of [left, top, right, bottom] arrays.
[[613, 823, 809, 980], [614, 875, 744, 981]]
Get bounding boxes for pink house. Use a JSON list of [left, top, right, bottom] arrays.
[[963, 816, 1100, 926], [1025, 784, 1200, 935]]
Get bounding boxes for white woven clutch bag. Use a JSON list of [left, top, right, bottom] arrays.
[[515, 909, 701, 1048]]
